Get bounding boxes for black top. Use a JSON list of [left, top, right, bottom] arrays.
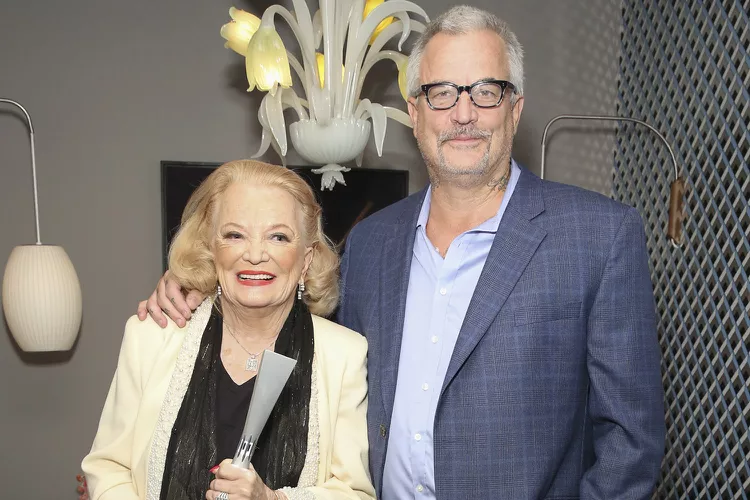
[[216, 362, 257, 460], [215, 319, 293, 461]]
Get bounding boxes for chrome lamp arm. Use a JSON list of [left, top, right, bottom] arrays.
[[540, 114, 686, 248]]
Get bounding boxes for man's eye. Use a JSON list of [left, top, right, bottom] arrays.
[[476, 89, 499, 98]]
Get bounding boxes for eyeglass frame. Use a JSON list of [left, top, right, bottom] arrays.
[[418, 79, 517, 110]]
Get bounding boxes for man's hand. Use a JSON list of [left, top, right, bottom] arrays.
[[136, 271, 205, 328]]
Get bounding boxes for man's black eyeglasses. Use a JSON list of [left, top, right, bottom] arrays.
[[419, 79, 516, 110]]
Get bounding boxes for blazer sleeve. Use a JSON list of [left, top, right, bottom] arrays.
[[336, 233, 358, 333], [81, 317, 149, 500], [580, 207, 666, 499], [281, 333, 376, 500]]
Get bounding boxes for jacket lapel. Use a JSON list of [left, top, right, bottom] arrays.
[[441, 170, 547, 395], [379, 188, 426, 420]]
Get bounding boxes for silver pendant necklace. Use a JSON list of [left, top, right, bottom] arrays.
[[223, 322, 279, 371]]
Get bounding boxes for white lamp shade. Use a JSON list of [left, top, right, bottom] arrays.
[[2, 245, 82, 351]]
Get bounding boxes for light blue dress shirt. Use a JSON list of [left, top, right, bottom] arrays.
[[381, 161, 521, 499]]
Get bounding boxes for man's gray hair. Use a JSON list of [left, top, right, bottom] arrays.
[[406, 5, 524, 100]]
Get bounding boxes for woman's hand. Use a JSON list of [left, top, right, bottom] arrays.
[[206, 459, 279, 500]]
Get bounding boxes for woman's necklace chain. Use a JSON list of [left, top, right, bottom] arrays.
[[223, 322, 279, 372]]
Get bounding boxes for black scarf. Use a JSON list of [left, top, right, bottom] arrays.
[[159, 298, 314, 499]]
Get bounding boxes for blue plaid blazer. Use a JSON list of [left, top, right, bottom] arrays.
[[338, 166, 665, 499]]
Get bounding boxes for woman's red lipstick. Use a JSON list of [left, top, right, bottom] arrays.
[[236, 270, 276, 286]]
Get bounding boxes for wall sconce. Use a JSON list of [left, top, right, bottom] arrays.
[[541, 114, 686, 248], [220, 0, 429, 190], [1, 98, 82, 351]]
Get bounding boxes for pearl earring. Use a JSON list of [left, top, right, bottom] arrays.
[[297, 281, 305, 300], [217, 284, 222, 297]]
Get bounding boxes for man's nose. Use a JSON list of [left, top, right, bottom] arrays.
[[451, 91, 477, 124]]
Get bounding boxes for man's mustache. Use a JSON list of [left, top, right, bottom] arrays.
[[438, 127, 492, 144]]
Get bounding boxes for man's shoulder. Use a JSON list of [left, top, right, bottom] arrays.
[[535, 176, 637, 221], [523, 175, 646, 251]]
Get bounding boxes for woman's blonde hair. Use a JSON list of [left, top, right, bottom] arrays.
[[168, 159, 340, 316]]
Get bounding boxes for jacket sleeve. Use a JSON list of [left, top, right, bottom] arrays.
[[81, 317, 148, 500], [336, 233, 357, 332], [281, 333, 376, 500], [580, 207, 666, 499]]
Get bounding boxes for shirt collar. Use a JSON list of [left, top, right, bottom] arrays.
[[416, 159, 521, 233]]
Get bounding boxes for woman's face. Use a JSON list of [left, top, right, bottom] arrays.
[[212, 182, 312, 314]]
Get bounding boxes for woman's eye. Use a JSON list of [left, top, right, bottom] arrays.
[[224, 232, 242, 240], [271, 233, 290, 242]]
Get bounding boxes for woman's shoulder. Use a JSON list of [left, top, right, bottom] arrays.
[[123, 313, 185, 340], [119, 314, 187, 357], [121, 298, 214, 351], [310, 315, 367, 353], [117, 301, 211, 371]]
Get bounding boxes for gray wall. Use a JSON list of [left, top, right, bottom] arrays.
[[0, 0, 620, 497]]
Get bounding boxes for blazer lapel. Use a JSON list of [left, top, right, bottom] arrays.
[[379, 188, 426, 420], [441, 170, 547, 395]]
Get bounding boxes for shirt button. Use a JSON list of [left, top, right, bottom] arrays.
[[417, 484, 424, 492], [439, 287, 447, 295], [415, 433, 422, 441], [422, 383, 429, 391], [431, 336, 438, 343]]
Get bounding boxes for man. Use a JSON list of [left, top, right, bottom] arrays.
[[140, 5, 665, 499]]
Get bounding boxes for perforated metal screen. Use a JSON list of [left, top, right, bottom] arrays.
[[615, 1, 749, 498]]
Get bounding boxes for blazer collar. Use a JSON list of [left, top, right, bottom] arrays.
[[440, 166, 547, 396]]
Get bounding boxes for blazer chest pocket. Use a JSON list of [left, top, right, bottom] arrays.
[[514, 300, 582, 326]]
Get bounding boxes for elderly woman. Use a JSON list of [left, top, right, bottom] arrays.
[[82, 160, 375, 500]]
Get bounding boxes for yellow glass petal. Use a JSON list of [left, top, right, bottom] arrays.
[[229, 7, 261, 30], [221, 8, 260, 56], [315, 52, 345, 88], [220, 22, 253, 56], [363, 0, 394, 45], [247, 26, 293, 94], [397, 59, 408, 101], [316, 52, 326, 88]]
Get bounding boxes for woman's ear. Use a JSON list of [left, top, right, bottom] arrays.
[[301, 245, 314, 281]]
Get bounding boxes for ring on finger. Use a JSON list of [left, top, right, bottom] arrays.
[[216, 492, 230, 500]]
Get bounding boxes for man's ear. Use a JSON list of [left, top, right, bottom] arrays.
[[407, 97, 419, 138], [511, 95, 524, 135]]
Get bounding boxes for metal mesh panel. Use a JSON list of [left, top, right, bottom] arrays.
[[616, 1, 749, 498]]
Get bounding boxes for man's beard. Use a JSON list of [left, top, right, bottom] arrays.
[[418, 125, 509, 188]]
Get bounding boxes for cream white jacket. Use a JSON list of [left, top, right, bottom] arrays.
[[82, 300, 375, 500]]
